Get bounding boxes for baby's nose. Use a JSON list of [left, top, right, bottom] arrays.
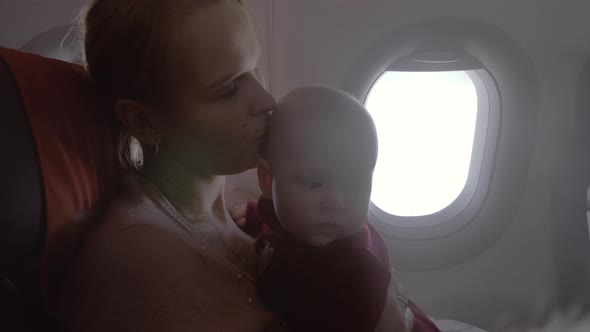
[[321, 190, 347, 210]]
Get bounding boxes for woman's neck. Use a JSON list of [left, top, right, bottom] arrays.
[[141, 153, 227, 220]]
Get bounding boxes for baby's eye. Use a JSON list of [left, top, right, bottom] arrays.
[[295, 177, 323, 190], [301, 180, 323, 190]]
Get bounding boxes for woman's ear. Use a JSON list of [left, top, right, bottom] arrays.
[[114, 99, 162, 145], [257, 159, 273, 198]]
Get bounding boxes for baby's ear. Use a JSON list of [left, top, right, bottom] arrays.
[[257, 159, 273, 198]]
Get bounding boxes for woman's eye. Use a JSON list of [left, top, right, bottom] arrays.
[[310, 182, 322, 189], [305, 181, 323, 190], [218, 81, 238, 98]]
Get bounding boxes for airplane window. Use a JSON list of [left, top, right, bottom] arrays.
[[343, 17, 528, 265], [365, 71, 478, 217]]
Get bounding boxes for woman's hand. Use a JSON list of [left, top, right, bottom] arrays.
[[258, 240, 274, 275], [374, 270, 411, 332], [229, 203, 247, 229]]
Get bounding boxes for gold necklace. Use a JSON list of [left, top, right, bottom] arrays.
[[136, 171, 262, 307], [137, 171, 252, 266], [185, 211, 251, 262], [163, 201, 261, 305], [145, 181, 256, 280]]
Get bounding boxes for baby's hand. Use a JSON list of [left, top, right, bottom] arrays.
[[229, 203, 247, 229]]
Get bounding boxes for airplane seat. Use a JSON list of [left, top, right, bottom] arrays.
[[0, 49, 45, 332], [0, 46, 122, 331]]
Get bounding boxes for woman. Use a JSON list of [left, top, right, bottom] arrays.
[[58, 0, 407, 331]]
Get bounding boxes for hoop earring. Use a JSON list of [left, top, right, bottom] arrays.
[[154, 136, 162, 157]]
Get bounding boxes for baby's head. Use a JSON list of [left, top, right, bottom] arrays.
[[257, 86, 378, 247]]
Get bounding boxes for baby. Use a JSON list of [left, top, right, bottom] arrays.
[[241, 86, 440, 332]]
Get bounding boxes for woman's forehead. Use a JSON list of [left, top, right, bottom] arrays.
[[173, 0, 260, 89]]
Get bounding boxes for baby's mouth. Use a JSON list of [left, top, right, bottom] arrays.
[[315, 222, 340, 233]]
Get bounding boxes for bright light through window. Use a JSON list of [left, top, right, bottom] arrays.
[[365, 71, 478, 217]]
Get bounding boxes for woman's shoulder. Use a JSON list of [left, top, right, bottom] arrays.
[[76, 172, 199, 270], [60, 221, 208, 331], [77, 184, 200, 276], [97, 172, 186, 237]]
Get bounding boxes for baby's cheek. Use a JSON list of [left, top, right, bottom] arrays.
[[274, 199, 306, 232], [272, 185, 297, 217], [285, 211, 320, 242], [353, 199, 371, 219], [343, 211, 369, 235]]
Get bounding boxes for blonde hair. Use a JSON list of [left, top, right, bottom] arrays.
[[76, 0, 242, 169]]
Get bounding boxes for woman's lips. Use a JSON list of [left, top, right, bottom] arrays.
[[257, 129, 269, 143]]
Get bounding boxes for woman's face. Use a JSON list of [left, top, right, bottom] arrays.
[[161, 0, 274, 175]]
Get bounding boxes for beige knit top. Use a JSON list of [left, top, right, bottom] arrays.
[[58, 173, 285, 332]]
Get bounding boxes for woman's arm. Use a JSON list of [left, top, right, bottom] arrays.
[[375, 275, 411, 332]]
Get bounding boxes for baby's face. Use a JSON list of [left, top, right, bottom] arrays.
[[268, 120, 376, 247]]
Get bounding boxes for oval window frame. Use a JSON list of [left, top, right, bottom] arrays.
[[340, 17, 539, 270]]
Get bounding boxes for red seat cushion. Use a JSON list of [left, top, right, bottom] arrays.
[[0, 47, 122, 311]]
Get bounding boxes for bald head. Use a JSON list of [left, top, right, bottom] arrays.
[[257, 86, 378, 245], [265, 86, 378, 170]]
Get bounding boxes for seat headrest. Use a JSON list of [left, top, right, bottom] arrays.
[[0, 47, 122, 307], [0, 53, 43, 279]]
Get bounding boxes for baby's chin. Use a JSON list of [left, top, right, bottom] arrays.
[[300, 223, 367, 247], [301, 231, 354, 248], [301, 233, 340, 248]]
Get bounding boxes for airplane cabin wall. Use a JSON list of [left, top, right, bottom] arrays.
[[246, 0, 590, 329], [0, 0, 88, 51]]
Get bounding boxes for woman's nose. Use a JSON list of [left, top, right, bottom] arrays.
[[248, 74, 276, 116]]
